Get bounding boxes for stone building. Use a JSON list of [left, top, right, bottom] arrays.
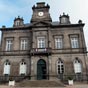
[[0, 2, 87, 81]]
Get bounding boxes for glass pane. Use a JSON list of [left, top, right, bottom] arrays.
[[21, 39, 28, 50], [37, 37, 45, 48], [71, 37, 79, 48], [57, 60, 64, 74], [55, 38, 63, 49], [74, 60, 82, 73]]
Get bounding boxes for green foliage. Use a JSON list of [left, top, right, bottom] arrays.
[[9, 77, 13, 81], [67, 75, 73, 80]]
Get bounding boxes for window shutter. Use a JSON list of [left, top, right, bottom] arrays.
[[74, 60, 82, 73], [4, 64, 10, 75], [19, 62, 26, 75]]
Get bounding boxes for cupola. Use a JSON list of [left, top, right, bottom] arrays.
[[59, 13, 70, 24], [13, 16, 24, 27]]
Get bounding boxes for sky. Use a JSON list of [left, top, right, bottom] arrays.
[[0, 0, 88, 48]]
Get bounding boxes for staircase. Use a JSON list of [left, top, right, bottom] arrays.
[[17, 80, 65, 87]]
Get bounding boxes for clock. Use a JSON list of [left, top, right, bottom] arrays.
[[38, 12, 44, 16]]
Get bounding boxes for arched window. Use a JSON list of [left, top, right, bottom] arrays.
[[73, 58, 82, 74], [19, 60, 26, 75], [15, 20, 20, 26], [57, 59, 64, 74], [3, 60, 10, 75]]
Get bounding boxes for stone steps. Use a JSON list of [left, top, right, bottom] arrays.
[[16, 80, 65, 87]]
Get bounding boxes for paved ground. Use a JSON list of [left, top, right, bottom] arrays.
[[0, 84, 88, 88], [66, 84, 88, 88]]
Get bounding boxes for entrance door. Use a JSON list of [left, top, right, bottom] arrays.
[[37, 59, 47, 80]]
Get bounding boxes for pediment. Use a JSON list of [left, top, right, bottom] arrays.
[[31, 21, 51, 27]]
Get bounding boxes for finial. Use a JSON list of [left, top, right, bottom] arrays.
[[33, 5, 35, 8], [18, 16, 20, 18], [21, 17, 24, 21], [47, 4, 50, 8], [63, 12, 65, 15], [78, 20, 82, 24]]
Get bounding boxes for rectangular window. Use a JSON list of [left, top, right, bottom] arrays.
[[37, 37, 45, 48], [55, 36, 63, 49], [20, 38, 28, 50], [6, 39, 13, 51], [71, 37, 79, 48]]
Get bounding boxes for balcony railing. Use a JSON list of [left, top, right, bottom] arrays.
[[30, 48, 52, 55], [0, 74, 88, 82], [0, 48, 86, 56]]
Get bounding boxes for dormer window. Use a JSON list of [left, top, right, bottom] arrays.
[[59, 13, 70, 24], [13, 16, 24, 27], [15, 20, 20, 26]]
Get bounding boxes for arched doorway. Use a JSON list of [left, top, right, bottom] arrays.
[[37, 59, 47, 80]]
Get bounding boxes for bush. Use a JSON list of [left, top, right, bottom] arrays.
[[67, 76, 73, 80]]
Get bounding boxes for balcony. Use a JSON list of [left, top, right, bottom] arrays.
[[30, 48, 52, 55]]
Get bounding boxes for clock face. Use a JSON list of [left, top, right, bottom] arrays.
[[38, 12, 44, 17]]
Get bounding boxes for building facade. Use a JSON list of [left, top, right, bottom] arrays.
[[0, 2, 87, 81]]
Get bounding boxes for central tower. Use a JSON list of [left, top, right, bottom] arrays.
[[31, 2, 52, 22]]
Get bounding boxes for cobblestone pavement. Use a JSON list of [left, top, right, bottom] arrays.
[[0, 84, 88, 88]]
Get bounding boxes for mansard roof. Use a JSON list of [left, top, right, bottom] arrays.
[[0, 21, 85, 31]]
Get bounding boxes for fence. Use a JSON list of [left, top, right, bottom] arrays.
[[0, 74, 88, 83], [57, 74, 88, 82], [0, 75, 30, 83]]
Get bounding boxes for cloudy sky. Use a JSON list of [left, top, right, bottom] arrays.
[[0, 0, 88, 48]]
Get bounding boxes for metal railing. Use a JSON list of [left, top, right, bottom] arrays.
[[0, 74, 88, 83], [0, 75, 30, 83], [0, 48, 86, 56], [30, 48, 52, 55]]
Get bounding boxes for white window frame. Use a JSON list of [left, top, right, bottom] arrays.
[[6, 39, 13, 51], [74, 59, 82, 74], [61, 17, 66, 23], [55, 36, 63, 49], [37, 37, 45, 48], [71, 37, 79, 48], [15, 20, 20, 26], [57, 59, 64, 74], [19, 61, 27, 75], [20, 38, 28, 50], [3, 61, 10, 75]]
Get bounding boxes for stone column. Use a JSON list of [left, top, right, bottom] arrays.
[[30, 56, 35, 80]]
